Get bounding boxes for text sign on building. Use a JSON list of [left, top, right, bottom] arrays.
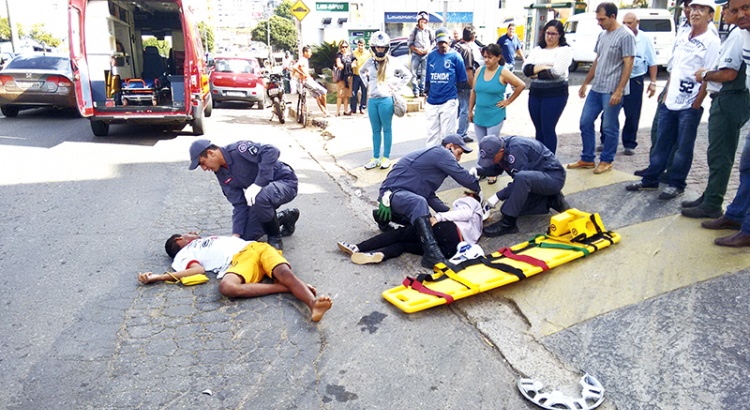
[[291, 0, 311, 21], [316, 2, 349, 12]]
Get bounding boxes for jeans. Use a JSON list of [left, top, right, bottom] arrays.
[[474, 121, 504, 139], [410, 54, 427, 95], [726, 131, 750, 234], [580, 90, 622, 163], [368, 97, 394, 159], [350, 75, 367, 112], [457, 88, 471, 137], [642, 104, 703, 189], [528, 93, 568, 154]]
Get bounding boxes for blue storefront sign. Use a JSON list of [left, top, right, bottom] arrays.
[[384, 11, 473, 24]]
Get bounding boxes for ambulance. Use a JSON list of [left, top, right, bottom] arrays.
[[68, 0, 212, 136]]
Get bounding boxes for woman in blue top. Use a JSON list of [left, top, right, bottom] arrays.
[[469, 43, 525, 139]]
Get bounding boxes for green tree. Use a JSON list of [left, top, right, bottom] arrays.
[[0, 18, 26, 40], [142, 37, 170, 57], [309, 41, 338, 75], [198, 21, 214, 53], [250, 16, 297, 53], [275, 0, 294, 19], [28, 24, 61, 48]]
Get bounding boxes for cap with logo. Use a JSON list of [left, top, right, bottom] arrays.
[[477, 135, 506, 168], [435, 27, 450, 43], [188, 139, 212, 170], [442, 133, 473, 153]]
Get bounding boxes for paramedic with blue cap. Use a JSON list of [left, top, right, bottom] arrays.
[[475, 135, 569, 237], [376, 134, 481, 268], [188, 139, 299, 250]]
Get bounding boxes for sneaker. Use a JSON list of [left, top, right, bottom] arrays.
[[626, 181, 659, 191], [337, 241, 359, 255], [596, 144, 604, 152], [681, 206, 723, 219], [701, 215, 741, 230], [658, 187, 684, 200], [364, 158, 380, 170], [681, 193, 704, 208], [623, 148, 635, 156], [351, 251, 385, 265], [463, 135, 474, 143], [567, 160, 596, 169], [593, 162, 613, 174], [380, 158, 391, 169]]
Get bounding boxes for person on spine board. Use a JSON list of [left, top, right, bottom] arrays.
[[374, 134, 482, 268], [338, 192, 483, 265], [188, 139, 300, 251], [475, 135, 569, 237]]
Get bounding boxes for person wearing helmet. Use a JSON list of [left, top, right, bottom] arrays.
[[359, 30, 413, 170], [408, 11, 436, 98], [424, 27, 469, 147]]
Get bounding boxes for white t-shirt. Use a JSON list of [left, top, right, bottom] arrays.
[[665, 29, 720, 110], [172, 236, 250, 279], [707, 27, 744, 93], [742, 30, 750, 90]]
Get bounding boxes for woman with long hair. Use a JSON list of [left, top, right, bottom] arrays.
[[521, 19, 572, 153], [334, 40, 354, 116], [358, 31, 412, 170]]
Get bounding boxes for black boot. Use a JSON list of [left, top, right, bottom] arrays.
[[414, 216, 447, 268], [277, 208, 300, 237], [548, 193, 570, 213], [261, 216, 283, 250], [483, 215, 518, 237]]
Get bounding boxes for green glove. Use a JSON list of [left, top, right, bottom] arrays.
[[377, 190, 393, 221]]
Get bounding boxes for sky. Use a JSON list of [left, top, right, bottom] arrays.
[[2, 0, 69, 39]]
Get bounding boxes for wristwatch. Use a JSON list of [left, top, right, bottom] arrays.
[[701, 70, 708, 81]]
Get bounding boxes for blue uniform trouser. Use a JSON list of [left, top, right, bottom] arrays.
[[368, 97, 394, 159], [529, 93, 567, 154], [495, 170, 565, 218], [580, 90, 622, 163], [457, 88, 471, 138], [621, 75, 644, 150], [726, 131, 750, 234], [350, 74, 367, 112], [390, 190, 431, 224], [241, 167, 298, 241], [641, 104, 703, 190], [410, 54, 427, 95]]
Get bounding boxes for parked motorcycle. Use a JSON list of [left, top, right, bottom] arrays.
[[266, 73, 286, 124]]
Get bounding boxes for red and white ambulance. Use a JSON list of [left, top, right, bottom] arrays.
[[69, 0, 212, 136]]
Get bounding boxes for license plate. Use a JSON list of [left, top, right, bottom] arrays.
[[226, 91, 245, 97], [268, 88, 280, 96], [18, 81, 42, 89]]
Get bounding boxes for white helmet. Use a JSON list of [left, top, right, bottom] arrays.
[[449, 242, 485, 264], [369, 31, 390, 60], [417, 11, 429, 23]]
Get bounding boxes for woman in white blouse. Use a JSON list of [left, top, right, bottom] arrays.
[[522, 20, 573, 154]]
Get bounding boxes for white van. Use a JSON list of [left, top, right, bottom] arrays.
[[563, 9, 675, 72]]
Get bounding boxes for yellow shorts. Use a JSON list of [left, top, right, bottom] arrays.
[[226, 242, 288, 284]]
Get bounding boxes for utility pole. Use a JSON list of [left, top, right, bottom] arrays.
[[4, 0, 20, 53]]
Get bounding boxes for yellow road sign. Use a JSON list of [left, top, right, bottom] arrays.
[[291, 0, 310, 21]]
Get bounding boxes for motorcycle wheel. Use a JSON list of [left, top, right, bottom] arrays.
[[274, 101, 285, 124]]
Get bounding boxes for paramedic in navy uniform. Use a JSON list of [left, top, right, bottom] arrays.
[[188, 139, 299, 251], [475, 135, 569, 237], [377, 134, 481, 268]]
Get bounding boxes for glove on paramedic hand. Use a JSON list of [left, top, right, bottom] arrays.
[[244, 184, 262, 206], [469, 167, 479, 180], [377, 190, 393, 221], [486, 193, 500, 208]]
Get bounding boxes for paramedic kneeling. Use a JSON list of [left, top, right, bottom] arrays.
[[475, 135, 569, 237]]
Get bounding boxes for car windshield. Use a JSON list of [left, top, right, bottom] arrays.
[[6, 55, 70, 72], [215, 59, 256, 74]]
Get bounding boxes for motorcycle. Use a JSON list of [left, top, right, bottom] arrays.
[[265, 73, 286, 124]]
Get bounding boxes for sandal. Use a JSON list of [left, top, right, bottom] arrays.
[[488, 176, 497, 185]]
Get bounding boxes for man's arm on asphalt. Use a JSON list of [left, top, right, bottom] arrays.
[[138, 263, 206, 284]]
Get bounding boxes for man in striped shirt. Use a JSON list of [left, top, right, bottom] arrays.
[[568, 2, 635, 175]]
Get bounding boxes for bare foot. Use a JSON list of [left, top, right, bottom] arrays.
[[311, 295, 332, 322], [307, 283, 317, 296], [138, 272, 159, 284]]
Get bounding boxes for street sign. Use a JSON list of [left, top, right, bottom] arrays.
[[316, 2, 349, 12], [291, 0, 310, 21]]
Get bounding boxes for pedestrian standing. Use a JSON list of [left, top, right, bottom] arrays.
[[359, 31, 413, 170], [452, 25, 477, 143], [496, 23, 525, 99], [407, 11, 435, 98], [334, 40, 354, 116], [350, 39, 371, 114], [425, 27, 468, 147], [522, 19, 573, 154], [567, 2, 635, 175]]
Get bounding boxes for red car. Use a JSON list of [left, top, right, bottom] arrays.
[[209, 56, 266, 109], [0, 53, 77, 117]]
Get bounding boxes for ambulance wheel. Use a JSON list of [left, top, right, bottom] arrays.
[[1, 106, 19, 117], [569, 60, 579, 72], [204, 95, 213, 117], [192, 116, 205, 136], [91, 120, 109, 137]]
